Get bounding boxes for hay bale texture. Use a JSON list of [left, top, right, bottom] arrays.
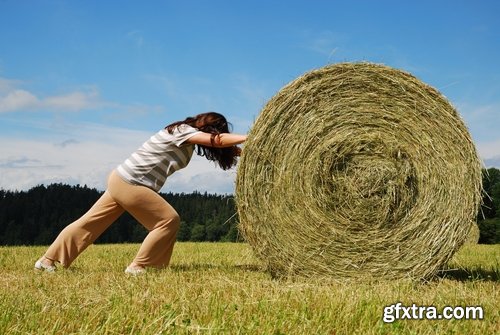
[[465, 223, 481, 244], [235, 62, 482, 280]]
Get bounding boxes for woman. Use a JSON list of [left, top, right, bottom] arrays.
[[34, 112, 247, 275]]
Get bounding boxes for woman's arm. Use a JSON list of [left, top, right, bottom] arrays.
[[186, 132, 247, 148]]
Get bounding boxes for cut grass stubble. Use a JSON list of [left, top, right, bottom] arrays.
[[0, 243, 498, 334]]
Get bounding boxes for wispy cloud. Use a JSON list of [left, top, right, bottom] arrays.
[[165, 155, 237, 194], [232, 73, 269, 109], [0, 77, 165, 122], [0, 77, 22, 93], [300, 29, 347, 62], [0, 89, 39, 112], [0, 157, 62, 169], [142, 72, 259, 133], [476, 139, 500, 161], [55, 139, 79, 148], [126, 30, 144, 48], [143, 73, 220, 113], [458, 102, 500, 144], [0, 79, 103, 113], [43, 89, 101, 111], [484, 156, 500, 168], [462, 103, 500, 121]]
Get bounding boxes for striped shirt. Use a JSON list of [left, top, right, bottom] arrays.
[[116, 124, 201, 192]]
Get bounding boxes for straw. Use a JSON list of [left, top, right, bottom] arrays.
[[236, 62, 482, 280]]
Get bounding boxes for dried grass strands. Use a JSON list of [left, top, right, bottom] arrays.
[[465, 223, 480, 244], [236, 62, 482, 280]]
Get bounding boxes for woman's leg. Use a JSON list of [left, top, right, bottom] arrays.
[[107, 171, 180, 268], [43, 190, 125, 267]]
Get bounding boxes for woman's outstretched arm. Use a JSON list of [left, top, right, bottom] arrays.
[[186, 132, 247, 148]]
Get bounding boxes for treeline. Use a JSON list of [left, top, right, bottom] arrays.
[[0, 184, 240, 245], [479, 167, 500, 244], [0, 167, 499, 246]]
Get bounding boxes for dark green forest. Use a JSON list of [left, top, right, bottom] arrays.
[[479, 167, 500, 244], [0, 185, 240, 245], [0, 168, 499, 245]]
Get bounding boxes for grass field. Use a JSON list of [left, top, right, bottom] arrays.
[[0, 243, 498, 334]]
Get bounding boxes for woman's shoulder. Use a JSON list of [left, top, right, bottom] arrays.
[[159, 124, 196, 136], [175, 124, 198, 133], [156, 124, 201, 146]]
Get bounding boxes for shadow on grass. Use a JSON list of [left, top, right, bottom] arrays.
[[437, 267, 500, 282], [169, 263, 263, 273]]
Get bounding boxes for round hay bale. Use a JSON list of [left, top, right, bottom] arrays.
[[236, 62, 482, 280]]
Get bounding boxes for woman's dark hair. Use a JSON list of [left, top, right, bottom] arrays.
[[165, 112, 239, 170]]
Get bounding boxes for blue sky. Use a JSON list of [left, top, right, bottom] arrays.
[[1, 0, 499, 193]]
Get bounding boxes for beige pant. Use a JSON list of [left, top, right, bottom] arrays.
[[44, 170, 180, 268]]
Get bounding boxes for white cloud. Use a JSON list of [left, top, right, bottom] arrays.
[[0, 89, 39, 111], [0, 138, 127, 191], [0, 77, 22, 93], [43, 88, 100, 111], [164, 156, 237, 194], [0, 77, 103, 113], [456, 102, 500, 164], [483, 156, 500, 168], [476, 138, 500, 161]]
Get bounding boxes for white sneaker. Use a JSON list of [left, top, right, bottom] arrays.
[[125, 266, 146, 276], [34, 258, 56, 272]]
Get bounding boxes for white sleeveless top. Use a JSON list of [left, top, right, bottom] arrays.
[[116, 124, 201, 191]]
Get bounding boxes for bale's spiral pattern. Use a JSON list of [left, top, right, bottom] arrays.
[[236, 62, 482, 280]]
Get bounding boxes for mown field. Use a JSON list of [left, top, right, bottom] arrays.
[[0, 242, 498, 334]]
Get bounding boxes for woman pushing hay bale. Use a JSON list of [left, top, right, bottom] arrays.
[[236, 62, 482, 280]]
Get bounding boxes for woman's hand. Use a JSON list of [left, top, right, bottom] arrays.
[[234, 146, 242, 156]]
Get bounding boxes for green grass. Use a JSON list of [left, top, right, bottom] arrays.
[[0, 243, 498, 334]]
